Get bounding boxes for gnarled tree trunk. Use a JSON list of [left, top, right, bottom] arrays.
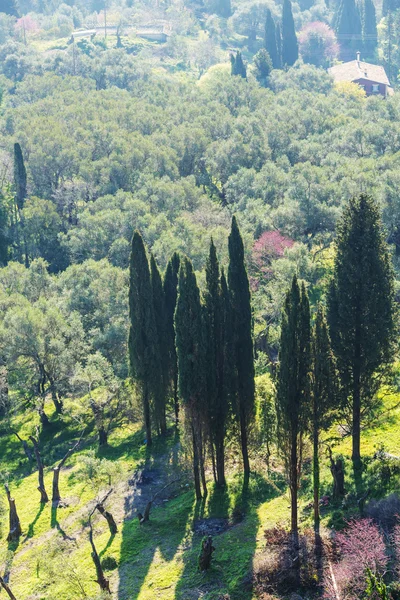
[[88, 514, 111, 594], [0, 575, 17, 600], [52, 431, 84, 504], [5, 484, 22, 542], [29, 436, 48, 503], [198, 536, 215, 571]]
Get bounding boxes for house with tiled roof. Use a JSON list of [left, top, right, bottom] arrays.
[[328, 52, 394, 98]]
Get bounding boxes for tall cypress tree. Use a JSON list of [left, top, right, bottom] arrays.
[[282, 0, 298, 66], [230, 51, 247, 78], [336, 0, 362, 61], [328, 195, 395, 466], [204, 240, 230, 487], [265, 9, 280, 69], [276, 276, 311, 536], [14, 143, 27, 211], [228, 216, 254, 480], [310, 306, 337, 532], [128, 232, 161, 447], [150, 254, 168, 436], [362, 0, 377, 58], [175, 257, 206, 500], [216, 0, 231, 18], [164, 252, 181, 425]]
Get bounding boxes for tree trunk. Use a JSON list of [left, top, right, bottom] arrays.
[[191, 423, 202, 501], [0, 576, 17, 600], [52, 467, 61, 504], [210, 442, 217, 484], [38, 407, 50, 428], [89, 522, 111, 594], [313, 425, 320, 532], [174, 376, 179, 426], [29, 436, 49, 503], [215, 436, 226, 487], [96, 503, 118, 534], [198, 429, 207, 498], [329, 454, 345, 498], [160, 405, 167, 437], [98, 426, 108, 448], [5, 485, 21, 542], [240, 411, 250, 481], [143, 385, 152, 447], [290, 431, 298, 535], [198, 536, 215, 571], [52, 393, 63, 415]]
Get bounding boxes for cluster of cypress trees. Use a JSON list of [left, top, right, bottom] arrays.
[[264, 0, 298, 69], [276, 194, 395, 537], [230, 51, 247, 78], [129, 217, 254, 498]]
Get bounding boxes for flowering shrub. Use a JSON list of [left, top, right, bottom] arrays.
[[252, 230, 294, 278], [325, 519, 388, 599], [299, 22, 339, 68]]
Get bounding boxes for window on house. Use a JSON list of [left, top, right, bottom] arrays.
[[372, 84, 380, 93]]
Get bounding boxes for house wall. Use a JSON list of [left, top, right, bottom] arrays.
[[354, 78, 387, 97]]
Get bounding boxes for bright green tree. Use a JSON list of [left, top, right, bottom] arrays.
[[310, 305, 337, 532], [228, 216, 254, 480], [265, 9, 280, 68], [282, 0, 298, 66], [175, 257, 207, 500], [128, 231, 161, 447], [163, 252, 181, 425], [327, 195, 395, 465], [276, 276, 311, 535]]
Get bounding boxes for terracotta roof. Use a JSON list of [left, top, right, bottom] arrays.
[[328, 60, 390, 86]]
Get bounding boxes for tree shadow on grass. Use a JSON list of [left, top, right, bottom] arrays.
[[117, 431, 193, 599], [99, 532, 116, 558], [173, 471, 286, 600], [51, 504, 75, 541], [24, 502, 46, 541], [3, 540, 19, 584]]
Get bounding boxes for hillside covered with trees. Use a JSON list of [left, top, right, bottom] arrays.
[[1, 0, 400, 599]]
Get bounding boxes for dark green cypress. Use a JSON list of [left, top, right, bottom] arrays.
[[282, 0, 298, 66], [150, 254, 168, 436], [265, 9, 280, 69], [231, 51, 247, 78], [204, 240, 230, 487], [362, 0, 377, 58], [3, 0, 18, 15], [336, 0, 362, 61], [228, 216, 254, 480], [276, 276, 311, 536], [253, 49, 273, 86], [310, 305, 338, 532], [216, 0, 231, 18], [175, 257, 206, 500], [164, 252, 181, 425], [128, 231, 161, 447], [327, 195, 395, 466], [0, 193, 9, 266], [14, 143, 27, 211], [382, 0, 400, 17]]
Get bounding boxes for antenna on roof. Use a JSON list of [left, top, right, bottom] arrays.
[[356, 51, 361, 64]]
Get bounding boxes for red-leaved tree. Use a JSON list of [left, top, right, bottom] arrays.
[[252, 230, 294, 279]]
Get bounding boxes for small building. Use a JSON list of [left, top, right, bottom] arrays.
[[328, 52, 394, 98], [135, 25, 171, 43], [71, 29, 97, 41]]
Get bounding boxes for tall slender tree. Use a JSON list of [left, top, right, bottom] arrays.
[[128, 231, 161, 447], [282, 0, 298, 66], [362, 0, 377, 58], [310, 306, 337, 532], [327, 195, 395, 466], [276, 276, 311, 536], [230, 51, 247, 78], [175, 257, 207, 500], [164, 252, 181, 425], [228, 217, 254, 480], [150, 254, 167, 436], [265, 9, 280, 68], [336, 0, 362, 61], [204, 240, 230, 487], [13, 143, 26, 211]]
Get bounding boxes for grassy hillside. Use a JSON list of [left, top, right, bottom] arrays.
[[1, 389, 399, 600]]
